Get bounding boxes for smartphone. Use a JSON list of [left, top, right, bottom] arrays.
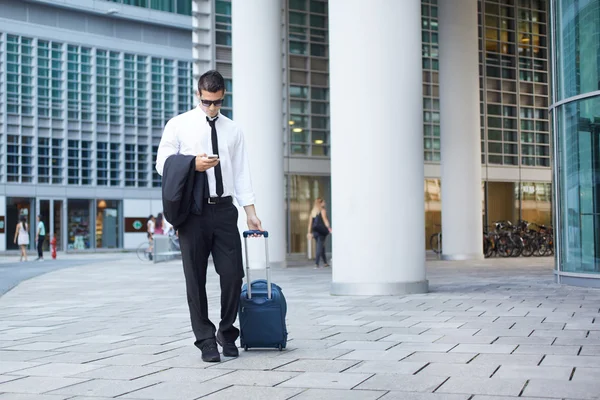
[[207, 154, 219, 159]]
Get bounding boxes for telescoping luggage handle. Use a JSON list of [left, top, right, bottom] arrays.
[[242, 230, 270, 300]]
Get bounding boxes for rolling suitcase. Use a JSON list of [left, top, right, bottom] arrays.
[[239, 230, 288, 351]]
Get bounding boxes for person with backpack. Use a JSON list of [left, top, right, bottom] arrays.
[[307, 197, 332, 269], [14, 215, 30, 262]]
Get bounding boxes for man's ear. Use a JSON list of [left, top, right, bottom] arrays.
[[196, 90, 201, 99]]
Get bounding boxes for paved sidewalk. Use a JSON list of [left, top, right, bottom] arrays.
[[0, 255, 600, 399]]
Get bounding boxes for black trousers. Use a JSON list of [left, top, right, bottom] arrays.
[[37, 235, 45, 259], [314, 233, 328, 266], [178, 201, 243, 348]]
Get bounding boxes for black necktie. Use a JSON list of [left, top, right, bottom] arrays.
[[207, 116, 224, 197]]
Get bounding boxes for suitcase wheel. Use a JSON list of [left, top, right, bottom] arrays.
[[278, 345, 282, 351], [244, 345, 248, 351]]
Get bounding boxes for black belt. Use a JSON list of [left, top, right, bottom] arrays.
[[206, 196, 232, 205]]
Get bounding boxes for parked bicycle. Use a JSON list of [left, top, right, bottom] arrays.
[[431, 219, 554, 258], [137, 233, 180, 262]]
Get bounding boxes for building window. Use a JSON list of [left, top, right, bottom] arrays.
[[96, 199, 121, 248], [67, 199, 91, 250]]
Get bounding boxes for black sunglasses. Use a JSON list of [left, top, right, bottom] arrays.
[[200, 99, 224, 107]]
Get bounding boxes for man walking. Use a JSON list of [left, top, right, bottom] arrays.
[[156, 70, 263, 363], [35, 214, 46, 262]]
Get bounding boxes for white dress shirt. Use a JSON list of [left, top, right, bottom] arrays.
[[155, 106, 256, 207]]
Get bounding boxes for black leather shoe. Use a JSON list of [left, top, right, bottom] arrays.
[[199, 339, 220, 362], [216, 333, 239, 358]]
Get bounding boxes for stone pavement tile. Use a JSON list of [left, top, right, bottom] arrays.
[[391, 343, 457, 353], [512, 344, 580, 355], [3, 342, 74, 352], [470, 397, 548, 400], [541, 355, 600, 368], [278, 372, 372, 390], [136, 366, 234, 383], [86, 353, 177, 366], [71, 365, 168, 380], [69, 334, 138, 344], [290, 388, 385, 400], [579, 345, 600, 356], [571, 367, 600, 381], [554, 337, 600, 346], [416, 363, 497, 378], [0, 376, 90, 394], [435, 335, 497, 344], [511, 322, 566, 331], [0, 375, 25, 384], [92, 344, 182, 355], [424, 328, 481, 336], [118, 381, 230, 400], [0, 394, 69, 400], [354, 373, 446, 392], [208, 370, 298, 386], [336, 349, 413, 361], [29, 352, 116, 364], [286, 339, 345, 349], [435, 377, 526, 397], [10, 362, 103, 377], [320, 326, 376, 334], [329, 340, 397, 351], [379, 393, 469, 400], [208, 356, 296, 371], [276, 348, 354, 360], [459, 321, 515, 330], [200, 385, 304, 400], [474, 329, 533, 337], [346, 361, 425, 374], [450, 344, 517, 354], [531, 329, 587, 338], [374, 327, 429, 336], [523, 379, 600, 399], [492, 365, 572, 380], [493, 336, 554, 345], [48, 377, 158, 397], [468, 354, 542, 366], [0, 332, 45, 341], [144, 353, 215, 369], [402, 352, 476, 364], [384, 334, 443, 343], [324, 332, 392, 342], [0, 361, 43, 374], [275, 359, 360, 373]]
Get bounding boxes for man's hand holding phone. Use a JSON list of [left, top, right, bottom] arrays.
[[195, 153, 220, 171]]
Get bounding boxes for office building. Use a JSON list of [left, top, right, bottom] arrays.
[[0, 0, 552, 270], [552, 0, 600, 287]]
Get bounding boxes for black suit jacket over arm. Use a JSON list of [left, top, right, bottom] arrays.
[[162, 154, 205, 230]]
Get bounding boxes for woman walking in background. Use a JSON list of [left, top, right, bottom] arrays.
[[155, 213, 165, 235], [307, 197, 332, 269], [14, 216, 29, 262]]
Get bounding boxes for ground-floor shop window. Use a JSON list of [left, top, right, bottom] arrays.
[[96, 199, 121, 248], [68, 199, 91, 250]]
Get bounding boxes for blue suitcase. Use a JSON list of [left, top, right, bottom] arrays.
[[239, 230, 288, 351]]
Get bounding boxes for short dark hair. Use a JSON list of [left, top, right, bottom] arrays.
[[198, 70, 225, 94]]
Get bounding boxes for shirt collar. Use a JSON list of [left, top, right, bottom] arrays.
[[196, 104, 219, 121]]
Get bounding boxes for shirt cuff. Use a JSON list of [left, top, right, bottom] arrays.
[[235, 193, 256, 208]]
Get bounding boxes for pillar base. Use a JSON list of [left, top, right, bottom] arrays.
[[331, 280, 429, 296], [441, 253, 484, 261]]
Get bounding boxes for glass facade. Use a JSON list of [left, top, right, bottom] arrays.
[[0, 32, 194, 188], [286, 0, 330, 157], [553, 0, 600, 281], [104, 0, 192, 16]]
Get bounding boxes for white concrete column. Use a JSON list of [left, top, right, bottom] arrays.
[[231, 0, 285, 268], [329, 0, 428, 295], [439, 0, 484, 260]]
